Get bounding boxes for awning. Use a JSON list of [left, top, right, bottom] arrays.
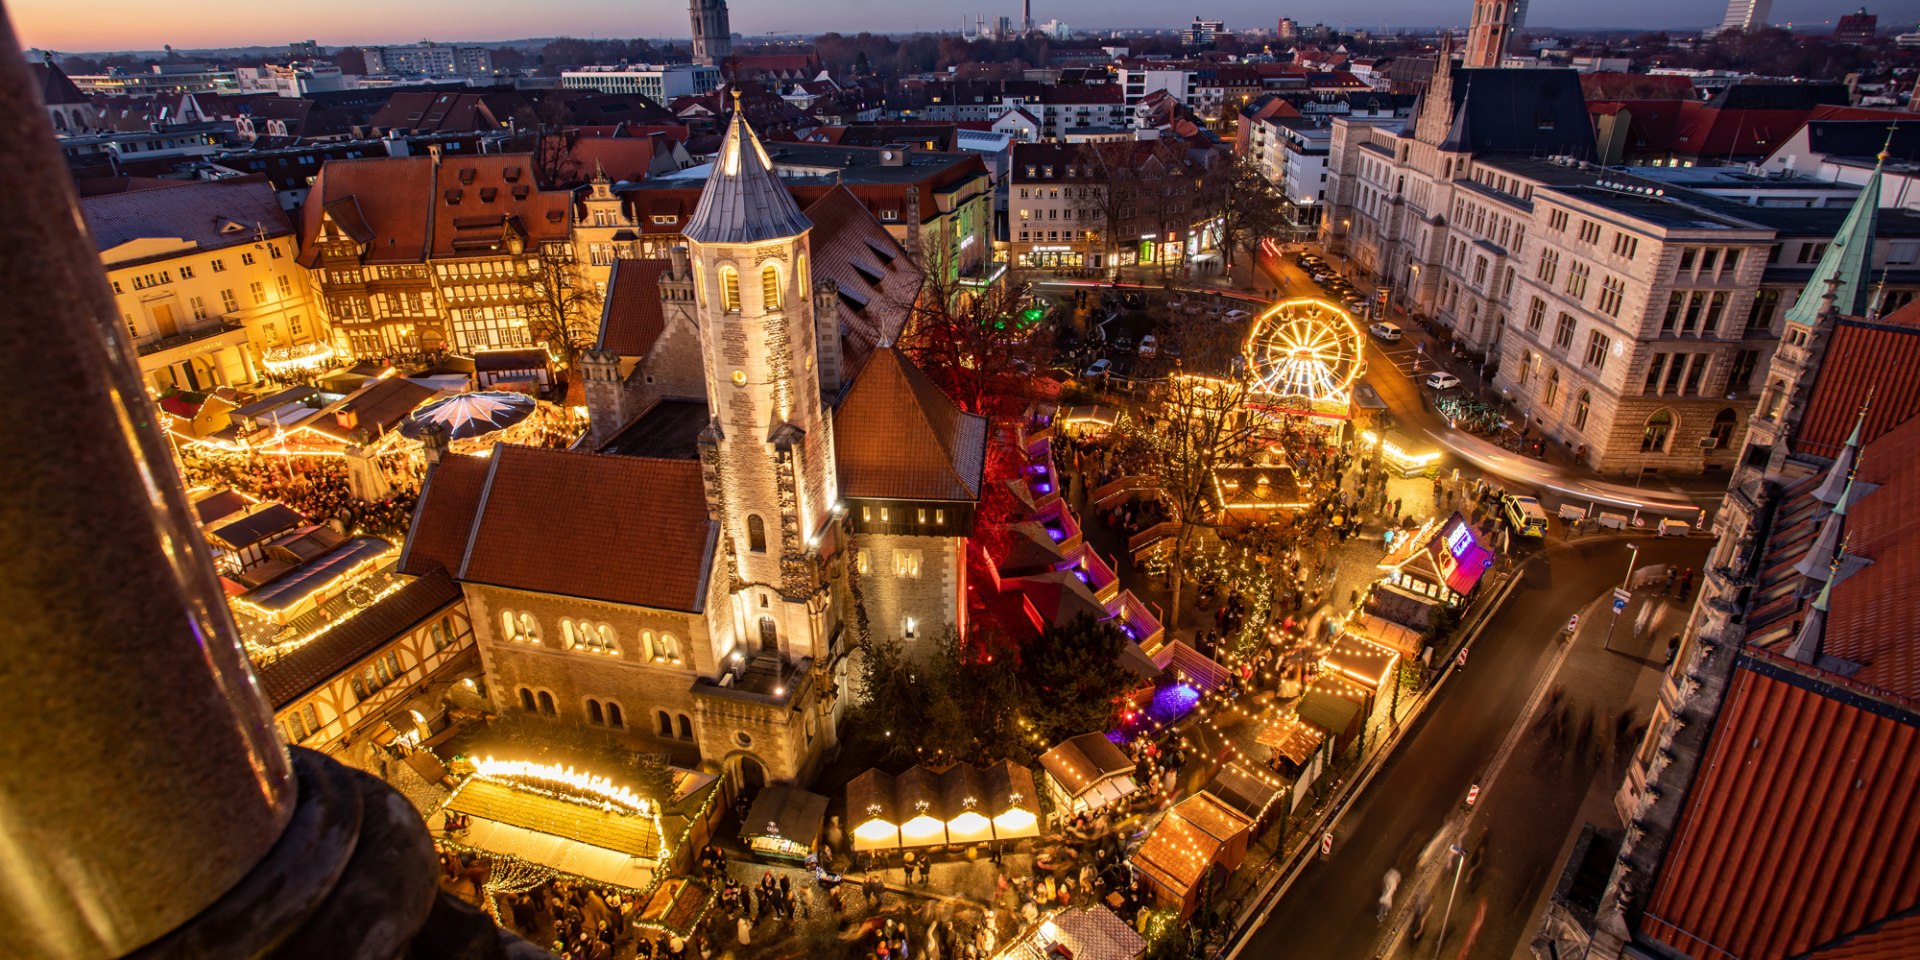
[[448, 816, 657, 891]]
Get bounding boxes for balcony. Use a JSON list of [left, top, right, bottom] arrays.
[[1107, 590, 1164, 652], [1058, 543, 1120, 605]]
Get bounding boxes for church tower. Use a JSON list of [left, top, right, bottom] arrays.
[[689, 0, 733, 67], [1463, 0, 1520, 67], [684, 101, 837, 663], [1742, 157, 1882, 476]]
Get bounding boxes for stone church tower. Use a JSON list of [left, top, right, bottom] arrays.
[[684, 102, 838, 665], [1463, 0, 1520, 67], [689, 0, 732, 67]]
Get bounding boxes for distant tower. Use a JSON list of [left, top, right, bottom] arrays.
[[1716, 0, 1773, 35], [1024, 0, 1033, 34], [1463, 0, 1519, 67], [690, 0, 733, 67]]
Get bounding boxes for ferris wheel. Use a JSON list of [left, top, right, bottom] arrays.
[[1242, 298, 1365, 409]]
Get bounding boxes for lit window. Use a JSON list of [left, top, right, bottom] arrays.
[[894, 549, 923, 578], [720, 266, 740, 312], [761, 264, 781, 310]]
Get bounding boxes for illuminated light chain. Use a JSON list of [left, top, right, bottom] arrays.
[[472, 757, 653, 816]]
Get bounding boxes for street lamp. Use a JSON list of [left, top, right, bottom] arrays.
[[1433, 843, 1466, 960]]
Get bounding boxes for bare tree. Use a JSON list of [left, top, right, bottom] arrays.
[[1205, 151, 1287, 273], [895, 232, 1044, 419], [512, 95, 579, 188], [523, 241, 604, 366], [1128, 321, 1265, 632]]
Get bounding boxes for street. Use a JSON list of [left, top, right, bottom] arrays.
[[1235, 536, 1709, 960]]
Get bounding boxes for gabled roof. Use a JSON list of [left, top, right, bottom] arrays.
[[684, 105, 812, 245], [1437, 68, 1594, 159], [253, 567, 463, 707], [834, 347, 986, 502], [449, 444, 714, 612], [399, 453, 491, 576], [28, 61, 89, 105], [803, 185, 921, 369], [1795, 307, 1920, 460], [297, 153, 571, 266], [80, 176, 293, 260], [596, 258, 672, 356], [1639, 666, 1920, 960]]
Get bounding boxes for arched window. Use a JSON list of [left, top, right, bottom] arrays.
[[501, 609, 515, 639], [677, 714, 693, 739], [562, 619, 579, 648], [1518, 350, 1533, 385], [797, 253, 808, 290], [719, 266, 741, 312], [657, 710, 674, 737], [607, 702, 625, 729], [351, 677, 368, 702], [1642, 409, 1676, 453], [748, 514, 767, 553], [1710, 408, 1739, 450], [519, 687, 536, 711], [660, 633, 681, 661], [586, 698, 605, 726], [1543, 368, 1560, 408], [1574, 391, 1591, 432], [536, 691, 557, 717], [761, 264, 782, 310]]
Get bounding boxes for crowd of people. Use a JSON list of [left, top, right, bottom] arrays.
[[183, 452, 422, 539]]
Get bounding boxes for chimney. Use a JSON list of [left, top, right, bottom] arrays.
[[813, 279, 844, 393]]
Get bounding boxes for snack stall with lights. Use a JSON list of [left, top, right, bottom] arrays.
[[1254, 707, 1328, 811], [1129, 791, 1254, 919], [1294, 673, 1371, 754], [846, 760, 1044, 853], [1379, 512, 1494, 609], [1039, 733, 1140, 816], [1361, 427, 1441, 478], [1210, 465, 1310, 524], [740, 783, 828, 862], [1006, 906, 1146, 960]]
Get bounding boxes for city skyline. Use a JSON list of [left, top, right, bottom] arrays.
[[12, 0, 1894, 54]]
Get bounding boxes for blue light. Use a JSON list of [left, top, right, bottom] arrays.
[[1148, 683, 1202, 724]]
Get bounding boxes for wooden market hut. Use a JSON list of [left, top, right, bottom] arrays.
[[1039, 732, 1139, 815], [1130, 791, 1255, 919], [739, 783, 829, 861], [1295, 673, 1371, 754], [846, 760, 1045, 852]]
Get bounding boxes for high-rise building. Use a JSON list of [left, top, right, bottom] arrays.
[[689, 0, 732, 67], [1277, 17, 1298, 40], [361, 42, 492, 77], [1716, 0, 1773, 35], [1464, 0, 1521, 67], [1834, 7, 1878, 42], [1185, 17, 1227, 46]]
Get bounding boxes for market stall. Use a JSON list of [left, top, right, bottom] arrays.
[[1007, 906, 1146, 960], [1322, 634, 1401, 699], [1129, 791, 1254, 919], [1039, 733, 1140, 816], [1202, 762, 1287, 827], [1378, 512, 1493, 609], [1361, 427, 1441, 478], [739, 783, 828, 861], [847, 760, 1045, 851]]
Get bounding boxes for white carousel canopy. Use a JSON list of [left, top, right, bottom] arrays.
[[400, 391, 537, 441]]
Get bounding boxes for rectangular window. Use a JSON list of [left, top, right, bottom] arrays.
[[1662, 292, 1684, 334], [220, 288, 238, 313], [249, 281, 266, 305], [1584, 331, 1611, 371], [241, 252, 256, 266], [277, 274, 293, 299], [1645, 353, 1667, 393], [1683, 354, 1708, 396], [1664, 353, 1687, 394], [1527, 297, 1545, 332], [189, 296, 206, 320], [211, 258, 226, 273], [1566, 263, 1590, 300], [1678, 249, 1696, 272], [1682, 293, 1704, 334], [1729, 348, 1760, 393], [1537, 249, 1559, 285], [1699, 249, 1718, 273], [1702, 291, 1728, 335], [1798, 242, 1827, 264], [268, 242, 283, 259], [179, 264, 194, 279], [1554, 314, 1576, 350], [1722, 248, 1740, 274]]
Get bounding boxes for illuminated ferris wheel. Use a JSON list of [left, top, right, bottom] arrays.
[[1242, 298, 1364, 409]]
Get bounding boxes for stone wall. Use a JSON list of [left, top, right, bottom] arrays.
[[852, 531, 965, 658]]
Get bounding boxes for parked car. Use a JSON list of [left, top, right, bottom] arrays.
[[1083, 358, 1113, 378], [1424, 371, 1462, 390], [1369, 322, 1403, 341], [1501, 494, 1549, 538], [1138, 335, 1159, 357], [1223, 309, 1252, 323]]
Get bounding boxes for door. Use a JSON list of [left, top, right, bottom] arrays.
[[151, 303, 178, 338], [759, 617, 778, 653]]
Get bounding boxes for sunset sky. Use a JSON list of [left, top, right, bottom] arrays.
[[9, 0, 1891, 54]]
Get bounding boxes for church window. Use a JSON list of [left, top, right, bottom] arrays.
[[894, 549, 923, 578], [761, 264, 782, 310], [678, 714, 693, 739], [797, 253, 808, 289], [935, 509, 946, 525], [657, 710, 674, 736], [1574, 391, 1591, 432], [500, 610, 539, 643], [855, 549, 870, 574], [748, 514, 767, 552], [720, 266, 741, 312], [587, 699, 605, 726], [606, 702, 625, 729], [519, 687, 537, 711], [536, 691, 557, 717]]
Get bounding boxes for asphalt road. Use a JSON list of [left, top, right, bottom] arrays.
[[1236, 535, 1711, 960]]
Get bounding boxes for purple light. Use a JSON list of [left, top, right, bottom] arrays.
[[1072, 568, 1090, 583], [1036, 483, 1052, 493], [1147, 683, 1201, 724], [1046, 527, 1065, 541]]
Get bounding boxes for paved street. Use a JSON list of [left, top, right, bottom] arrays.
[[1234, 536, 1710, 960]]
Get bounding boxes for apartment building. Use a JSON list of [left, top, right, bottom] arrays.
[[362, 42, 493, 78], [1322, 54, 1920, 475], [81, 177, 321, 393], [1009, 141, 1217, 271], [560, 64, 721, 100]]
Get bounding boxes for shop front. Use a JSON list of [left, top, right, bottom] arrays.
[[1018, 244, 1092, 269]]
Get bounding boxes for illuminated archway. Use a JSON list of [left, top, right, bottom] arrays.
[[1242, 298, 1364, 412]]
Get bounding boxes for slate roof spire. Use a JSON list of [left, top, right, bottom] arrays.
[[684, 90, 812, 245], [1784, 550, 1840, 665], [1813, 392, 1870, 505], [1782, 153, 1883, 327]]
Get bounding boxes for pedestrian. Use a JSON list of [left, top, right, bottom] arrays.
[[1663, 567, 1676, 596], [736, 915, 752, 947]]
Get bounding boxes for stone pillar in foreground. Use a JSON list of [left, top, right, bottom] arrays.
[[0, 11, 539, 959]]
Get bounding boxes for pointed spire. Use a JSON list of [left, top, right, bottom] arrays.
[[1814, 391, 1871, 505], [1783, 154, 1883, 327], [1440, 77, 1474, 152], [684, 90, 812, 245], [1795, 471, 1856, 582], [1785, 551, 1841, 665]]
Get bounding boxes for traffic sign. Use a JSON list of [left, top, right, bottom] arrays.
[[1613, 587, 1631, 614], [1465, 783, 1481, 807], [1456, 647, 1468, 668], [1321, 832, 1334, 856]]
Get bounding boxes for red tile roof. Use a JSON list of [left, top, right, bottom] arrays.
[[1797, 308, 1920, 460], [1640, 666, 1920, 960], [834, 347, 987, 502], [1818, 412, 1920, 703], [1804, 913, 1920, 959], [596, 258, 671, 356], [298, 154, 572, 267], [399, 453, 492, 575], [457, 445, 714, 612], [803, 185, 921, 369]]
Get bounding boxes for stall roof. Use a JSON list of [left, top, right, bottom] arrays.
[[1295, 676, 1368, 736], [1205, 762, 1285, 821], [208, 502, 305, 551], [847, 768, 898, 827], [1174, 791, 1254, 846], [1323, 634, 1400, 688], [238, 536, 394, 612], [740, 784, 828, 846], [1039, 733, 1136, 798], [1347, 613, 1425, 658], [1256, 707, 1327, 766], [1011, 907, 1145, 960], [447, 779, 662, 859], [190, 488, 253, 526], [634, 876, 714, 936], [1133, 805, 1225, 894], [983, 758, 1040, 813]]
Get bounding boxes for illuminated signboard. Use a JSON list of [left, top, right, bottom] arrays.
[[1425, 512, 1493, 595]]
